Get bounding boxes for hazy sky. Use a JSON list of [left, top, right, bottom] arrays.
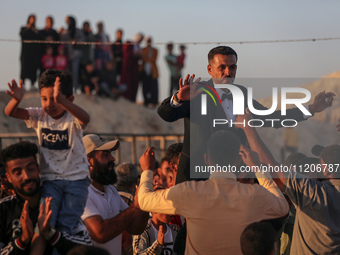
[[1, 0, 340, 101]]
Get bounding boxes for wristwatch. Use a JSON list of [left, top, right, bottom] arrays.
[[174, 91, 184, 104]]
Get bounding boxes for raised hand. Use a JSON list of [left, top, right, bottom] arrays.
[[239, 144, 261, 170], [6, 79, 25, 102], [38, 197, 53, 240], [235, 108, 252, 130], [53, 77, 65, 103], [157, 225, 165, 246], [20, 200, 34, 244], [309, 91, 336, 114], [176, 74, 202, 102], [139, 147, 156, 171]]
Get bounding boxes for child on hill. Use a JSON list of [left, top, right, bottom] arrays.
[[5, 70, 91, 252], [41, 45, 55, 74]]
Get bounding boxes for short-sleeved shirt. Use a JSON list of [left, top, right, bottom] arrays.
[[283, 171, 340, 254], [165, 54, 178, 77], [25, 108, 89, 181], [81, 184, 129, 255]]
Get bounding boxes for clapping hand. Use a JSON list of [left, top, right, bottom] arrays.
[[20, 201, 34, 244], [53, 77, 64, 103], [38, 197, 53, 240]]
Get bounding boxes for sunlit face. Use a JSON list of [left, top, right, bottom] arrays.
[[169, 153, 180, 182], [6, 157, 40, 197], [40, 87, 66, 119], [28, 16, 36, 26], [46, 17, 53, 29], [207, 54, 237, 84], [116, 30, 122, 40], [85, 64, 94, 73], [93, 150, 115, 171], [89, 150, 117, 185], [159, 161, 170, 179]]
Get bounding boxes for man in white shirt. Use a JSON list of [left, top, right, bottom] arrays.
[[81, 134, 149, 255]]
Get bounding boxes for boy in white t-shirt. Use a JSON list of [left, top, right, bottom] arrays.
[[5, 70, 91, 251]]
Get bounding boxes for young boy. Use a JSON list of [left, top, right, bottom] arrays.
[[5, 70, 91, 250], [80, 61, 99, 99], [133, 186, 178, 255]]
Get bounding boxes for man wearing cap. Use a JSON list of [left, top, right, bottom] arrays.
[[81, 134, 149, 255]]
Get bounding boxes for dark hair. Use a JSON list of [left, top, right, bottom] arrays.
[[166, 143, 183, 164], [160, 157, 170, 166], [39, 69, 73, 98], [284, 152, 307, 167], [26, 14, 36, 25], [208, 46, 238, 63], [46, 16, 54, 25], [166, 43, 173, 50], [207, 131, 241, 166], [83, 21, 90, 28], [67, 16, 77, 39], [115, 163, 139, 187], [0, 141, 38, 170], [240, 222, 275, 255]]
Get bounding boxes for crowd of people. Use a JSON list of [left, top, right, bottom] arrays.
[[19, 14, 187, 107], [2, 24, 340, 255]]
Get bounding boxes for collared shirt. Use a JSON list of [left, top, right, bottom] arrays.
[[283, 171, 340, 254], [138, 170, 289, 255], [216, 88, 235, 126], [82, 184, 129, 255]]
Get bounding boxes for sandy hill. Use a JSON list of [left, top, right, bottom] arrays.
[[257, 71, 340, 160], [0, 93, 183, 134]]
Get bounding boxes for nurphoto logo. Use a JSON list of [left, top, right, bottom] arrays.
[[199, 84, 312, 128]]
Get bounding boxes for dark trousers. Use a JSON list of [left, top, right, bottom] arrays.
[[142, 72, 158, 106], [169, 75, 180, 97]]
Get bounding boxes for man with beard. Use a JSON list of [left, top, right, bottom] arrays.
[[0, 141, 93, 254], [82, 134, 149, 255]]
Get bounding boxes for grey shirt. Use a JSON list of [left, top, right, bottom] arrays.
[[283, 171, 340, 254]]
